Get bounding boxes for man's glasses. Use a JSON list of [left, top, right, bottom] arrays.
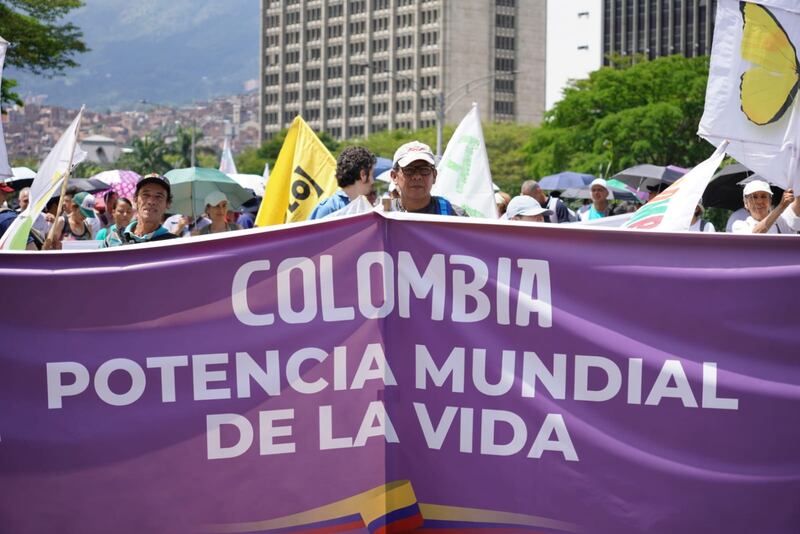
[[401, 165, 435, 178]]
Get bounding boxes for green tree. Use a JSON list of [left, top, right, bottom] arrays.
[[525, 55, 712, 179], [166, 125, 216, 168], [0, 0, 88, 107], [116, 134, 170, 175], [236, 129, 340, 175], [72, 160, 107, 178]]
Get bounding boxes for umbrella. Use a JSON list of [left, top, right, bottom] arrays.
[[0, 167, 37, 191], [702, 164, 783, 210], [66, 178, 111, 194], [560, 182, 642, 203], [538, 171, 595, 190], [165, 167, 255, 218], [612, 164, 686, 190], [374, 157, 393, 176], [226, 173, 266, 197], [91, 169, 140, 200]]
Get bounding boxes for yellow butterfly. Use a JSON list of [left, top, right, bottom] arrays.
[[740, 1, 800, 125]]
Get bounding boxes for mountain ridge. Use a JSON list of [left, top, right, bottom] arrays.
[[5, 0, 259, 111]]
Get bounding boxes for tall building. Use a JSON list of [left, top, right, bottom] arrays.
[[259, 0, 546, 143], [546, 0, 602, 110], [602, 0, 717, 63]]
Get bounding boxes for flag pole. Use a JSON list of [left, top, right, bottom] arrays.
[[43, 106, 85, 250]]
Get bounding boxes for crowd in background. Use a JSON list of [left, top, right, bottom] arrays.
[[1, 140, 799, 251]]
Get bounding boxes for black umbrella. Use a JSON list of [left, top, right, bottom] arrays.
[[0, 177, 34, 191], [612, 164, 686, 190], [702, 164, 783, 211]]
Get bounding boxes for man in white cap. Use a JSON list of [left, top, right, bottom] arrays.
[[505, 195, 553, 222], [389, 141, 464, 216], [731, 180, 800, 234], [579, 178, 611, 221]]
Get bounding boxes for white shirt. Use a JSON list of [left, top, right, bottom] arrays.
[[725, 207, 748, 232], [731, 210, 800, 234], [688, 218, 716, 232]]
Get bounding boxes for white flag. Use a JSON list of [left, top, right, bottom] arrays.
[[432, 103, 497, 218], [623, 142, 728, 231], [0, 107, 84, 250], [0, 36, 12, 180], [219, 136, 238, 175], [698, 0, 800, 193]]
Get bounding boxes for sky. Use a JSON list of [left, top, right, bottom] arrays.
[[6, 0, 259, 110]]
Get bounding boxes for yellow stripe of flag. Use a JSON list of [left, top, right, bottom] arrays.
[[255, 116, 338, 226]]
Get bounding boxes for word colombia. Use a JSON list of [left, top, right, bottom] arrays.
[[232, 250, 554, 328], [46, 342, 739, 464]]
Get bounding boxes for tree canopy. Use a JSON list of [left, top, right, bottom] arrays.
[[0, 0, 87, 107], [525, 55, 712, 179]]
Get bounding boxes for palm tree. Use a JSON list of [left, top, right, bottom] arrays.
[[118, 134, 171, 175], [170, 125, 202, 168]]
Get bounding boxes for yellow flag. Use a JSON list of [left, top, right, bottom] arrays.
[[255, 116, 337, 226]]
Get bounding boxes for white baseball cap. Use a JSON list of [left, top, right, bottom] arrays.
[[742, 179, 773, 197], [393, 141, 436, 168], [505, 196, 553, 219], [590, 177, 609, 191], [204, 190, 228, 207]]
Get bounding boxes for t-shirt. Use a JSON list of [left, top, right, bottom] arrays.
[[688, 219, 716, 233], [731, 214, 797, 234], [580, 205, 609, 221], [389, 196, 466, 216], [0, 209, 36, 246], [545, 196, 574, 223], [310, 190, 351, 220], [102, 220, 177, 247]]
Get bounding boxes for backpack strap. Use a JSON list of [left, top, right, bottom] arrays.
[[435, 197, 454, 215]]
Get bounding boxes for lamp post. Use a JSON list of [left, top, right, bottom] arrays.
[[361, 66, 521, 158]]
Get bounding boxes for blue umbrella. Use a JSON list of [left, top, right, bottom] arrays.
[[538, 171, 596, 190], [374, 157, 393, 176]]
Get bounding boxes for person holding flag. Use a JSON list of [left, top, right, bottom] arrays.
[[731, 180, 800, 234], [309, 146, 376, 220]]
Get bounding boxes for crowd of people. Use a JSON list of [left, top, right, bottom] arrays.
[[1, 139, 799, 250]]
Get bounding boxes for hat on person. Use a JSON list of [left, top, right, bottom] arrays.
[[742, 179, 773, 197], [505, 195, 553, 219], [590, 177, 609, 192], [73, 192, 96, 219], [204, 190, 228, 208], [136, 173, 171, 197], [393, 141, 436, 168], [0, 182, 13, 193]]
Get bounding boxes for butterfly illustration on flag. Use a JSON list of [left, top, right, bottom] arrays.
[[739, 1, 800, 125]]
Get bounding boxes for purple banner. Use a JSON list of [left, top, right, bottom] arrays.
[[1, 213, 799, 533]]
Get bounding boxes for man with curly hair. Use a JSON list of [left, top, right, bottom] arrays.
[[309, 146, 376, 220]]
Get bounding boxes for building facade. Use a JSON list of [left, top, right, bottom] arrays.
[[259, 0, 546, 142], [602, 0, 717, 63], [546, 0, 602, 110]]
